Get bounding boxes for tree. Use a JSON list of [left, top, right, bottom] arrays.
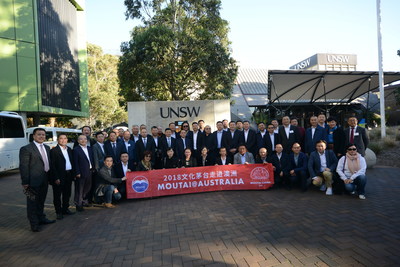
[[119, 0, 238, 101], [79, 43, 127, 130]]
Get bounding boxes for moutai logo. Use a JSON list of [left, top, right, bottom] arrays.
[[132, 176, 149, 193], [250, 167, 270, 181]]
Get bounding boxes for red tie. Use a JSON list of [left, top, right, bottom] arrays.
[[350, 127, 354, 143]]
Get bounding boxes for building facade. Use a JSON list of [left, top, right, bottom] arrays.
[[0, 0, 88, 120], [289, 53, 357, 71]]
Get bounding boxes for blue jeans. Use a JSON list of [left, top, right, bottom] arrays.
[[102, 185, 122, 204], [344, 175, 367, 195]]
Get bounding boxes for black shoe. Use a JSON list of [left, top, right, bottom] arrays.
[[62, 209, 75, 215], [39, 218, 56, 225], [76, 206, 84, 212], [31, 225, 40, 232], [56, 213, 63, 220], [83, 203, 93, 207]]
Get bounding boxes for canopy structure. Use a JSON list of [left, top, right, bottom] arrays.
[[268, 70, 400, 106]]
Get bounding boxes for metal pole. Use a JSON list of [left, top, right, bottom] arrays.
[[376, 0, 386, 137]]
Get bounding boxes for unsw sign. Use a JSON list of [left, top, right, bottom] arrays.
[[126, 164, 274, 199]]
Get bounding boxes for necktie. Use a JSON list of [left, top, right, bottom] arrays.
[[112, 143, 117, 155], [168, 138, 171, 147], [350, 127, 355, 143], [40, 144, 49, 172], [143, 138, 147, 147]]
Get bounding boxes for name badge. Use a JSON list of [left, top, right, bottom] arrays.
[[127, 144, 131, 147], [289, 130, 294, 133], [354, 132, 359, 136]]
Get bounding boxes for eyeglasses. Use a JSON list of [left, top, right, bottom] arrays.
[[347, 148, 357, 151], [183, 125, 189, 128], [145, 155, 151, 158]]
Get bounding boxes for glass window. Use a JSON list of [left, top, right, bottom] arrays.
[[0, 117, 25, 138]]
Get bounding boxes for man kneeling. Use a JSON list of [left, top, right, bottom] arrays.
[[96, 156, 127, 208]]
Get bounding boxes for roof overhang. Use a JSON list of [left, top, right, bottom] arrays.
[[268, 70, 400, 105]]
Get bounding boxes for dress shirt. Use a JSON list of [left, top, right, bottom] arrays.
[[277, 153, 282, 160], [217, 131, 223, 148], [260, 130, 266, 138], [153, 136, 158, 147], [59, 145, 72, 170], [319, 151, 327, 172], [133, 135, 139, 142], [122, 162, 128, 176], [269, 133, 275, 151], [167, 137, 172, 147], [97, 141, 105, 154], [244, 129, 249, 142], [274, 128, 279, 134], [230, 130, 235, 138], [193, 131, 198, 150], [34, 141, 49, 172], [182, 138, 186, 149], [294, 154, 299, 166], [143, 138, 147, 147], [311, 127, 316, 139], [284, 126, 290, 138], [124, 140, 130, 151], [80, 145, 92, 169], [240, 154, 246, 164], [221, 157, 226, 165]]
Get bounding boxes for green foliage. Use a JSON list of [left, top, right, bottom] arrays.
[[368, 141, 383, 155], [78, 44, 127, 130], [119, 0, 238, 101], [382, 137, 397, 149]]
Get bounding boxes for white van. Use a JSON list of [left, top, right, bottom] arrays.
[[0, 111, 28, 172], [26, 127, 82, 149]]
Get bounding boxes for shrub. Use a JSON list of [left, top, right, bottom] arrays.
[[382, 137, 396, 149], [368, 128, 381, 141], [368, 141, 383, 155]]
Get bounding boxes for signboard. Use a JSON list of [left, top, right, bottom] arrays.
[[126, 164, 274, 199], [127, 100, 231, 132]]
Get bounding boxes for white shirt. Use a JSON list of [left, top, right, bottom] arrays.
[[244, 129, 249, 142], [122, 162, 129, 176], [349, 125, 358, 139], [80, 145, 92, 169], [133, 135, 139, 142], [167, 137, 172, 147], [230, 130, 235, 138], [269, 133, 275, 150], [274, 128, 279, 134], [124, 140, 130, 151], [311, 127, 316, 139], [259, 130, 266, 138], [277, 152, 282, 160], [240, 154, 246, 164], [97, 142, 105, 154], [193, 131, 198, 150], [153, 136, 158, 147], [216, 131, 223, 148], [284, 125, 290, 139], [33, 141, 48, 159], [221, 157, 226, 165], [319, 151, 327, 172], [59, 145, 72, 171], [336, 154, 367, 180], [171, 133, 176, 139]]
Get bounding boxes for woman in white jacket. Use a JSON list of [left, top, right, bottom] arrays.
[[336, 144, 367, 200]]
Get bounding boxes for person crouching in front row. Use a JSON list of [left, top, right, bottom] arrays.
[[163, 148, 180, 169], [95, 156, 126, 208], [137, 151, 154, 171], [336, 144, 367, 200]]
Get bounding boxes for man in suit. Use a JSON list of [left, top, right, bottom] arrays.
[[291, 117, 305, 149], [223, 121, 242, 158], [268, 144, 290, 188], [114, 152, 134, 198], [242, 120, 257, 156], [104, 131, 127, 163], [278, 116, 299, 154], [256, 122, 267, 152], [211, 121, 226, 158], [344, 116, 369, 156], [236, 120, 244, 131], [222, 119, 229, 131], [122, 130, 137, 167], [136, 128, 156, 162], [74, 126, 96, 148], [304, 116, 327, 154], [327, 117, 346, 158], [187, 122, 204, 160], [265, 123, 280, 156], [176, 129, 193, 160], [308, 140, 338, 196], [20, 128, 55, 232], [233, 144, 255, 164], [73, 135, 95, 211], [50, 133, 74, 220], [169, 122, 179, 139], [130, 125, 140, 142], [151, 126, 163, 169], [160, 128, 177, 157], [92, 131, 106, 171], [198, 120, 205, 133], [288, 143, 309, 191]]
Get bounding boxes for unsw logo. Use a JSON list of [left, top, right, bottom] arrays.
[[132, 176, 149, 193]]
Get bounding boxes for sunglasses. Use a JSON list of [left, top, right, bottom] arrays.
[[145, 155, 151, 158], [347, 148, 357, 151]]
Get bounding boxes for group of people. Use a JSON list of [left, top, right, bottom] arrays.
[[19, 114, 369, 232]]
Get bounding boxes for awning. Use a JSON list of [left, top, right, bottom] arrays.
[[268, 70, 400, 105]]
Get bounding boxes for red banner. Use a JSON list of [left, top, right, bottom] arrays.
[[126, 163, 274, 199]]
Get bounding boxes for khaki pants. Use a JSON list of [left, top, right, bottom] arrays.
[[312, 171, 333, 188]]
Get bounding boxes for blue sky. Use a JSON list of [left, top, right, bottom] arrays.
[[85, 0, 400, 71]]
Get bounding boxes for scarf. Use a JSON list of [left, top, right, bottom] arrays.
[[141, 160, 152, 170], [346, 152, 360, 174]]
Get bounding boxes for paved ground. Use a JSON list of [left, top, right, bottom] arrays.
[[0, 166, 399, 267]]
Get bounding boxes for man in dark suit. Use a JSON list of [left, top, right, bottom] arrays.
[[268, 144, 290, 188], [327, 117, 346, 158], [50, 134, 74, 220], [73, 125, 96, 148], [151, 126, 163, 169], [233, 144, 255, 164], [113, 152, 134, 198], [20, 128, 56, 232], [160, 128, 177, 157], [265, 123, 280, 156], [242, 120, 257, 156], [291, 117, 305, 149], [223, 121, 242, 158], [344, 116, 369, 156], [73, 135, 95, 211], [211, 121, 226, 158], [176, 129, 193, 160], [136, 128, 156, 162], [121, 130, 137, 167], [308, 140, 338, 196], [104, 131, 127, 163], [288, 143, 309, 191], [256, 122, 267, 152], [278, 116, 299, 154], [92, 131, 106, 171], [187, 122, 204, 160], [304, 116, 327, 154]]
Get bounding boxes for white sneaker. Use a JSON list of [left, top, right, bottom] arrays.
[[359, 195, 366, 200], [350, 191, 356, 195], [320, 184, 326, 191], [326, 187, 333, 195]]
